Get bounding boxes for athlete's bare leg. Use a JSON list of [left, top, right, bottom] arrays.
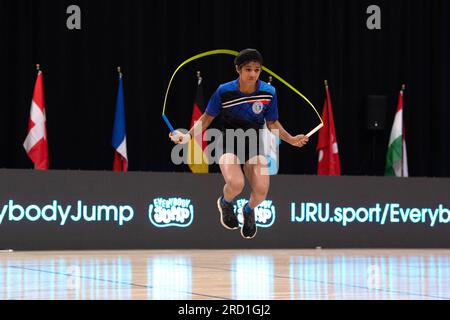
[[219, 153, 245, 202], [243, 155, 269, 209]]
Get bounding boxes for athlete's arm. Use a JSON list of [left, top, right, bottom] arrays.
[[189, 112, 215, 137], [169, 113, 215, 144], [266, 120, 309, 148]]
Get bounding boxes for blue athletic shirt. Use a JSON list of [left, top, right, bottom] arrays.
[[205, 79, 278, 130]]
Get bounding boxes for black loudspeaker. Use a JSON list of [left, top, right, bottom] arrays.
[[366, 95, 387, 130]]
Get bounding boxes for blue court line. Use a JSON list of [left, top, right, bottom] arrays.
[[288, 258, 450, 299], [7, 265, 231, 300], [181, 263, 450, 300]]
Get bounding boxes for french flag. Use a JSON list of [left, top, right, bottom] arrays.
[[112, 69, 128, 171]]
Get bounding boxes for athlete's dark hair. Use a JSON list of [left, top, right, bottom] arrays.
[[234, 49, 263, 69]]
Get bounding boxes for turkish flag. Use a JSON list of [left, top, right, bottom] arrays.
[[316, 83, 340, 175]]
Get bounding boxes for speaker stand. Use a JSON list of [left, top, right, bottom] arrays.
[[371, 131, 376, 175]]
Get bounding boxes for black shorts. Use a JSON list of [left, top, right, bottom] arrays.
[[218, 129, 265, 164]]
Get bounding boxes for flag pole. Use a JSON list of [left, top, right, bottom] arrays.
[[401, 83, 406, 177], [196, 70, 202, 85]]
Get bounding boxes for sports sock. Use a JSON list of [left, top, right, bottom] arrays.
[[221, 195, 233, 206], [243, 203, 254, 215]]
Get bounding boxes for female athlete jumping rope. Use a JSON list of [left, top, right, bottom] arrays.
[[170, 49, 309, 239]]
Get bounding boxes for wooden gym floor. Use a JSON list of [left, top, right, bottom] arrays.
[[1, 249, 449, 300]]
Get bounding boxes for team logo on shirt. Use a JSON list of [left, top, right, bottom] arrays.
[[252, 101, 264, 114]]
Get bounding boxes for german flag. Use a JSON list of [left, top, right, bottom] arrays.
[[187, 72, 209, 173]]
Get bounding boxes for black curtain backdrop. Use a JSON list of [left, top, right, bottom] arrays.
[[0, 0, 449, 176]]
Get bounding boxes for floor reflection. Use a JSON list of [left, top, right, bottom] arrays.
[[1, 251, 450, 300], [289, 254, 450, 299], [147, 256, 192, 299], [231, 255, 274, 299], [0, 257, 132, 299]]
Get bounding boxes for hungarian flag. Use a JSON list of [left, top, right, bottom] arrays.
[[112, 70, 128, 171], [385, 85, 408, 177], [23, 67, 49, 170], [316, 81, 340, 175], [187, 73, 208, 173]]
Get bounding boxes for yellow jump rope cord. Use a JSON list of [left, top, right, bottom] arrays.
[[162, 49, 323, 127]]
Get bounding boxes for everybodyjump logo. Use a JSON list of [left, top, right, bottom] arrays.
[[235, 199, 276, 227], [0, 200, 134, 226], [148, 197, 194, 228]]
